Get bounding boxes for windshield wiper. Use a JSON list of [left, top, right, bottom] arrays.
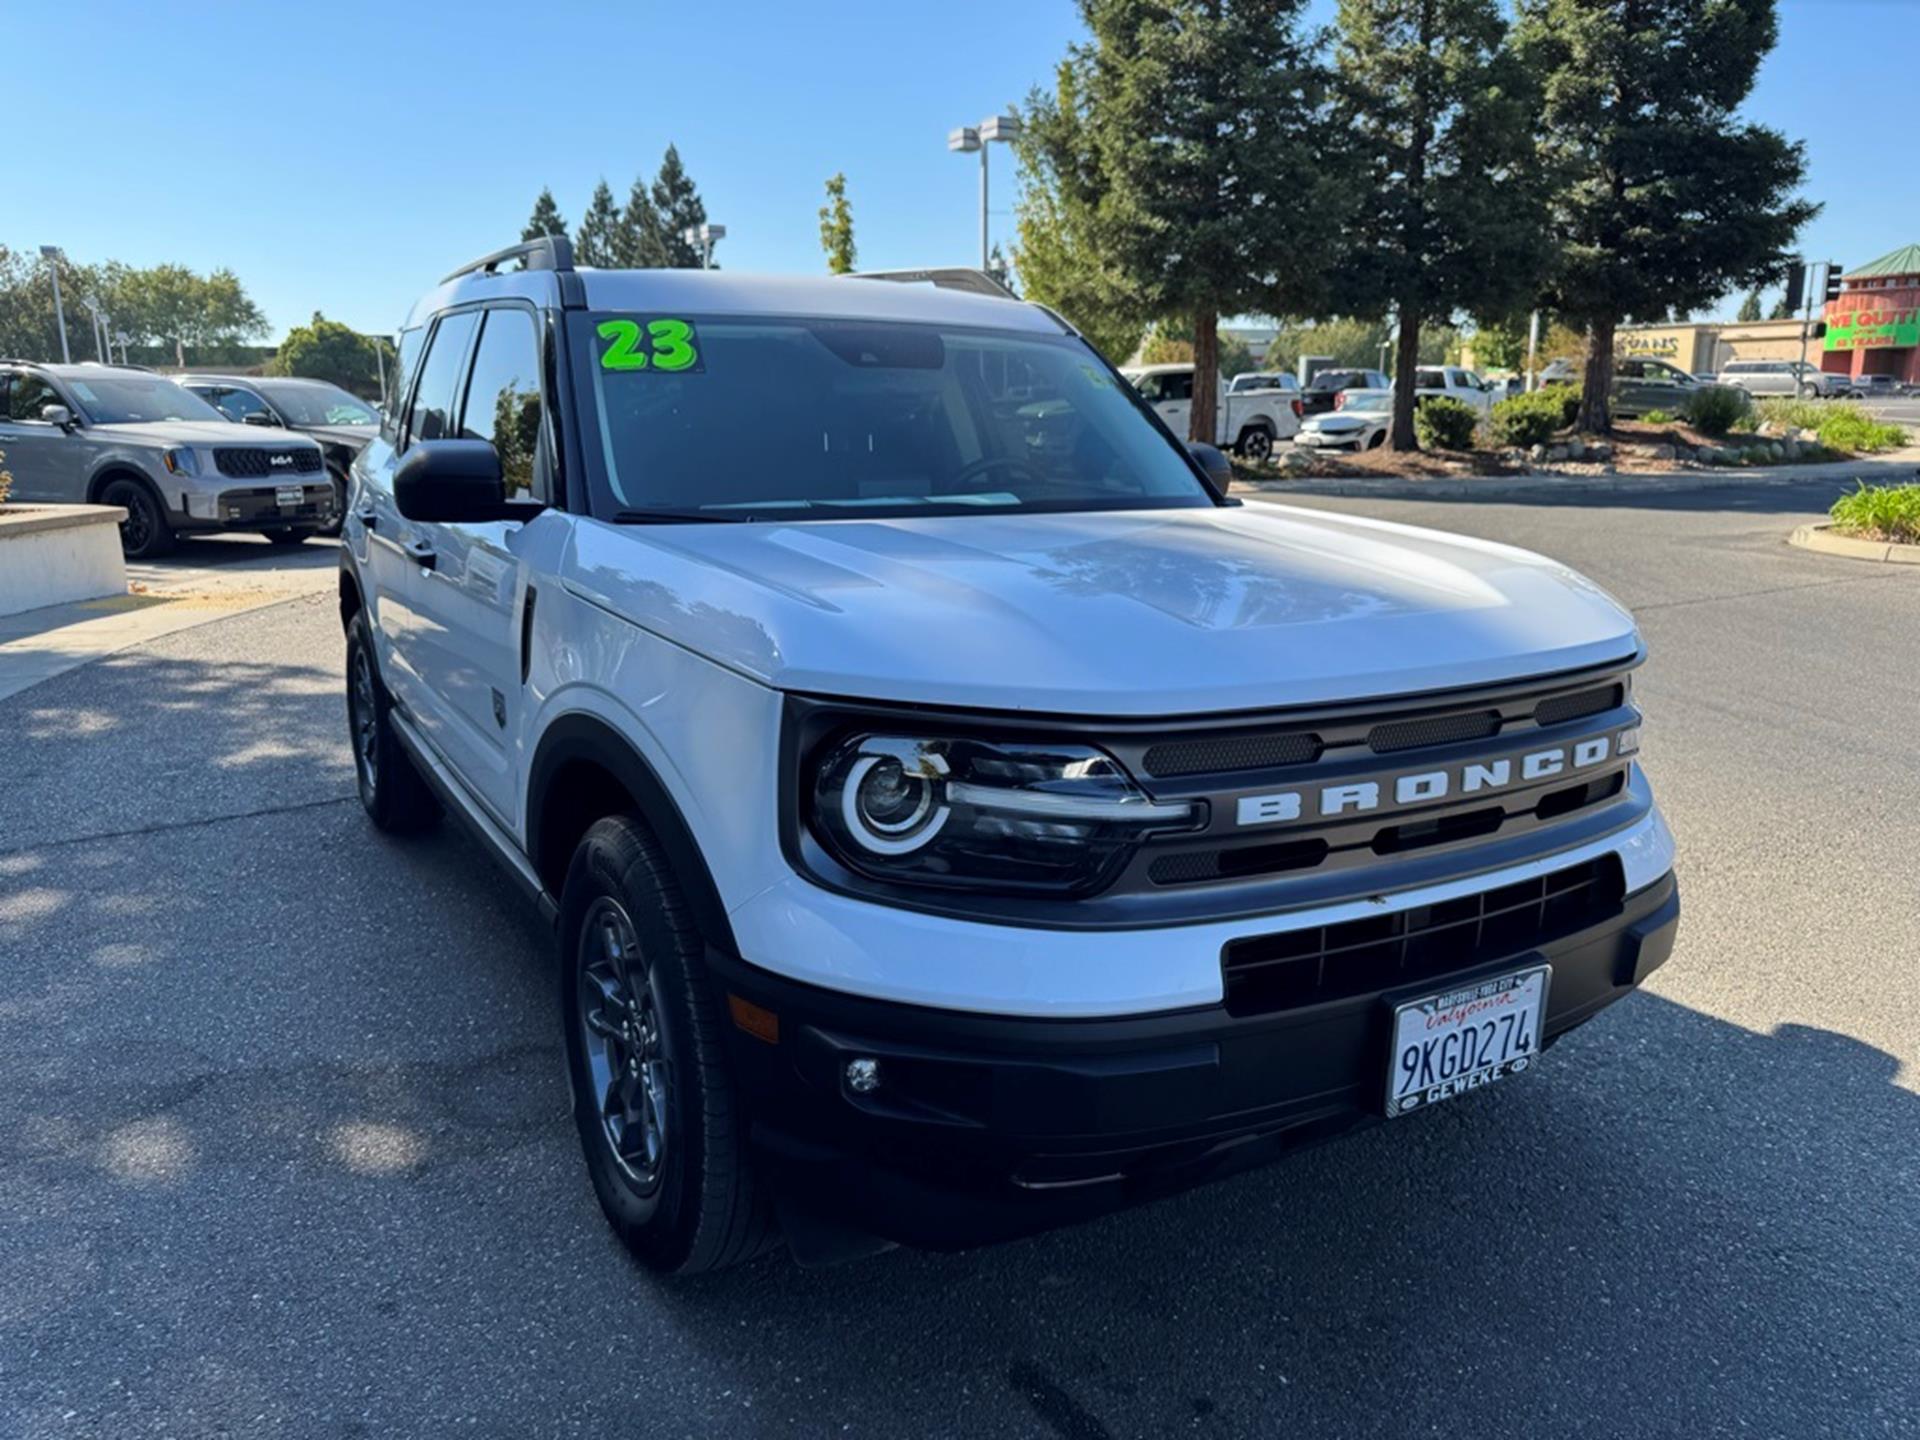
[[607, 507, 754, 525]]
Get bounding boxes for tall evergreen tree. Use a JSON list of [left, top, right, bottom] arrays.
[[1515, 0, 1817, 432], [1737, 288, 1763, 322], [1333, 0, 1549, 450], [1767, 291, 1795, 321], [575, 180, 622, 268], [651, 145, 711, 268], [1026, 0, 1345, 444], [615, 175, 670, 268], [520, 188, 569, 244], [819, 173, 857, 275]]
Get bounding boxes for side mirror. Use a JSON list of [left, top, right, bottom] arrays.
[[1186, 440, 1233, 488], [394, 439, 527, 523], [241, 411, 280, 427], [41, 404, 75, 430]]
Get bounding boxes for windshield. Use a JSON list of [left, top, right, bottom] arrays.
[[257, 381, 376, 427], [66, 375, 224, 425], [574, 314, 1215, 521]]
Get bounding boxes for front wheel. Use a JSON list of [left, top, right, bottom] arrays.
[[1366, 429, 1387, 450], [101, 478, 174, 559], [345, 612, 438, 834], [1799, 383, 1819, 400], [560, 816, 778, 1275]]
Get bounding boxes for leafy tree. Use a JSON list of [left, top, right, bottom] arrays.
[[1332, 0, 1548, 449], [1737, 288, 1763, 322], [575, 179, 623, 268], [1470, 311, 1537, 372], [521, 188, 569, 243], [1514, 0, 1818, 432], [0, 446, 12, 507], [1025, 0, 1346, 443], [615, 175, 670, 268], [1767, 291, 1795, 320], [819, 172, 857, 275], [986, 243, 1015, 297], [1139, 319, 1256, 380], [268, 312, 394, 398], [651, 145, 712, 268], [1009, 115, 1147, 362]]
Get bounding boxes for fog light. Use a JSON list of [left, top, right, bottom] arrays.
[[845, 1058, 881, 1094]]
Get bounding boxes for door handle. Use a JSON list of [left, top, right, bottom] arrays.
[[404, 538, 437, 571], [356, 507, 378, 530]]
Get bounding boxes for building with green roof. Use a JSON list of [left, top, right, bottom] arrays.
[[1823, 243, 1920, 385]]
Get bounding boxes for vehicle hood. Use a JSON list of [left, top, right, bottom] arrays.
[[301, 423, 377, 449], [90, 420, 319, 449], [563, 505, 1639, 716], [1306, 410, 1383, 430]]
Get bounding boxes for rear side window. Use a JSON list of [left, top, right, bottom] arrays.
[[458, 307, 546, 502], [406, 311, 480, 445]]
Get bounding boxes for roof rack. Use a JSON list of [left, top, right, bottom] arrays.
[[441, 234, 576, 286], [847, 267, 1017, 301]]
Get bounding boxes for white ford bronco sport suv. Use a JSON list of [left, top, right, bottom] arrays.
[[341, 237, 1678, 1273]]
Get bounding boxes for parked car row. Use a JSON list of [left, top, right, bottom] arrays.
[[0, 361, 377, 557], [1122, 362, 1303, 461]]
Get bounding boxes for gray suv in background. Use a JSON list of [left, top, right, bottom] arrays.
[[180, 375, 379, 536], [0, 362, 332, 557]]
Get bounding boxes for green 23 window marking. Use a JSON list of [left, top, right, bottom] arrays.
[[597, 318, 702, 373]]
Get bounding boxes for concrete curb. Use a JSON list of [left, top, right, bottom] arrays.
[[1788, 522, 1920, 566], [1234, 448, 1920, 502]]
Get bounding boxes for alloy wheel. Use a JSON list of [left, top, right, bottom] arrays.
[[349, 645, 379, 797], [577, 896, 670, 1192]]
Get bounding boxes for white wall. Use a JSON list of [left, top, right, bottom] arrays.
[[0, 512, 128, 618]]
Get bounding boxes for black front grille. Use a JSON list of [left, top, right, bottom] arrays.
[[1368, 709, 1500, 754], [1535, 684, 1624, 728], [214, 447, 323, 478], [1221, 855, 1626, 1016], [1142, 730, 1321, 778]]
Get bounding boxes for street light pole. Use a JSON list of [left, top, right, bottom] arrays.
[[1526, 309, 1541, 392], [682, 222, 726, 270], [949, 115, 1021, 271], [39, 246, 71, 363]]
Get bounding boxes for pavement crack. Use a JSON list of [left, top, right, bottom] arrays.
[[0, 793, 356, 860]]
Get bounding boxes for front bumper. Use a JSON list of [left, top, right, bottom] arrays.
[[716, 869, 1679, 1251], [175, 481, 340, 532]]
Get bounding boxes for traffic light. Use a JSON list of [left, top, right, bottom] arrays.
[[1823, 264, 1845, 304], [1783, 261, 1805, 315]]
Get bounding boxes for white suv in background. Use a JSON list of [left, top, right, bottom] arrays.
[[1718, 358, 1849, 398]]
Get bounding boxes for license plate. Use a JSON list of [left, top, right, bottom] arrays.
[[1385, 964, 1549, 1118], [275, 484, 304, 508]]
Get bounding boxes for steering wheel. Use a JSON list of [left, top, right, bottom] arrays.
[[948, 455, 1043, 492]]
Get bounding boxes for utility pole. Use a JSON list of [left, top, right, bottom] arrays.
[[1526, 310, 1541, 392], [39, 246, 71, 363]]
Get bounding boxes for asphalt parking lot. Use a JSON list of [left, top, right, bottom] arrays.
[[3, 481, 1916, 1438]]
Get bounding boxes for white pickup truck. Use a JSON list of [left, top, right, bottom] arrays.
[[1343, 365, 1500, 417], [1122, 362, 1302, 461]]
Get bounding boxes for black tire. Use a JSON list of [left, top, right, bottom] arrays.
[[344, 612, 439, 834], [560, 815, 778, 1275], [1235, 424, 1275, 463], [1798, 383, 1818, 400], [1367, 429, 1387, 450], [319, 468, 347, 538], [101, 477, 174, 559], [264, 528, 318, 547]]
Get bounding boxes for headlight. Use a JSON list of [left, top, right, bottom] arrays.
[[162, 447, 199, 477], [810, 733, 1198, 895]]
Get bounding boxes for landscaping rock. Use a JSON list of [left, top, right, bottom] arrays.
[[1566, 438, 1586, 461], [1648, 444, 1677, 462], [1767, 442, 1785, 463], [1545, 445, 1570, 462], [1528, 444, 1549, 462], [1587, 441, 1612, 461]]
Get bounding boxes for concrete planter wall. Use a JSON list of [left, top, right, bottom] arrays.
[[0, 505, 129, 618]]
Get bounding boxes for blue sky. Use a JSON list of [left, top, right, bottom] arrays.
[[7, 0, 1910, 339]]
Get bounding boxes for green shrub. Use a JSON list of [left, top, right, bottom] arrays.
[[1830, 482, 1920, 543], [1752, 396, 1826, 432], [1414, 396, 1479, 451], [0, 447, 10, 507], [1488, 389, 1568, 448], [1816, 407, 1909, 455], [1683, 384, 1751, 437], [1640, 409, 1675, 425]]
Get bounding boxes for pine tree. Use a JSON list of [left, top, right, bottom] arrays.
[[520, 188, 568, 243], [1768, 292, 1795, 321], [1515, 0, 1817, 433], [574, 180, 623, 268], [1025, 0, 1345, 443], [615, 175, 670, 268], [1332, 0, 1549, 450], [651, 145, 711, 268], [818, 173, 856, 275], [1738, 289, 1763, 322]]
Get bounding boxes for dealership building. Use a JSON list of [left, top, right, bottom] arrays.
[[1614, 242, 1920, 382]]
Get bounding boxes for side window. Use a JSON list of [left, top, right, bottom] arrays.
[[458, 307, 546, 502], [1415, 368, 1444, 389], [405, 311, 480, 445], [1166, 372, 1195, 402], [383, 325, 428, 444], [211, 387, 273, 423], [6, 374, 61, 422]]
